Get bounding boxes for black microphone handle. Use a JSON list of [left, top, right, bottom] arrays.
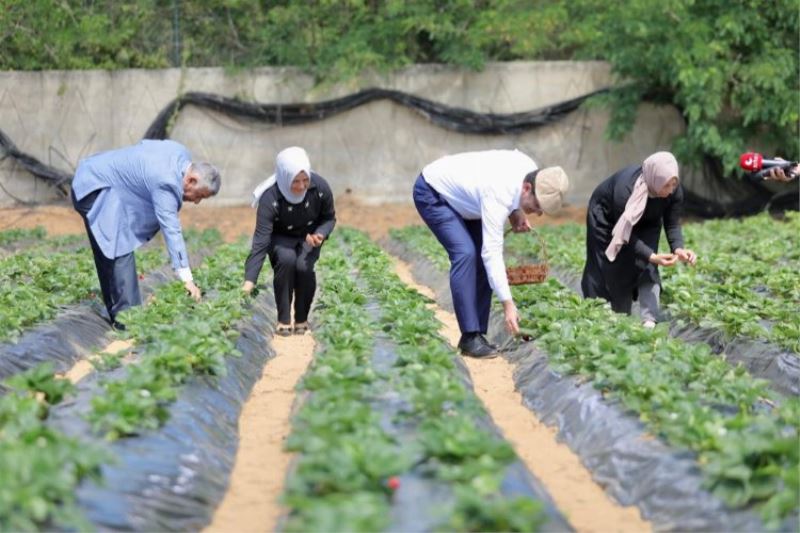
[[752, 164, 798, 179], [760, 159, 797, 169]]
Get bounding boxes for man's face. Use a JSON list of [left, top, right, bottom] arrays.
[[183, 172, 213, 204], [519, 181, 543, 216]]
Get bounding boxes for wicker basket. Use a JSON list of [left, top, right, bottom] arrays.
[[506, 228, 549, 285]]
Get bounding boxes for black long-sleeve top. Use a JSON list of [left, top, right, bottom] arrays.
[[244, 172, 336, 283], [581, 164, 684, 301]]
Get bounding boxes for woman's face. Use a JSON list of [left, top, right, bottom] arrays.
[[290, 171, 310, 196], [655, 176, 678, 198]]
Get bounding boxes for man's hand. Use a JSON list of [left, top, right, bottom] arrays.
[[649, 253, 678, 267], [503, 300, 520, 335], [184, 280, 202, 302], [305, 233, 325, 247], [241, 280, 255, 295], [508, 210, 531, 233], [766, 163, 799, 182], [673, 248, 697, 266]]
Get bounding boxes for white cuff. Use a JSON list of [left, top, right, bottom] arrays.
[[176, 267, 193, 282], [495, 284, 512, 303]]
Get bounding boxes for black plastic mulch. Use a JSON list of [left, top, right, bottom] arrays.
[[384, 237, 787, 532], [548, 264, 799, 397], [367, 295, 571, 532], [0, 262, 174, 387], [46, 290, 276, 531]]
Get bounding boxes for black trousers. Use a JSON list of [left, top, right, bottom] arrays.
[[268, 234, 321, 324], [71, 189, 141, 323]]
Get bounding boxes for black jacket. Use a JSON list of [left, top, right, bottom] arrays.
[[581, 165, 684, 302], [244, 172, 336, 283]]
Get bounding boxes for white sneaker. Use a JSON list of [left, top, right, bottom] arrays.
[[642, 320, 656, 329]]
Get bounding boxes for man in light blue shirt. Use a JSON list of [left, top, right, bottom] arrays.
[[71, 139, 220, 329]]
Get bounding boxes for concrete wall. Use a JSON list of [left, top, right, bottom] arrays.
[[0, 62, 686, 207]]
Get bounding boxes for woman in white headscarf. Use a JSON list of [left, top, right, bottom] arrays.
[[242, 147, 336, 335], [580, 151, 697, 327]]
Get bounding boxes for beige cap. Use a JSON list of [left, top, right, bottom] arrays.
[[535, 166, 569, 215]]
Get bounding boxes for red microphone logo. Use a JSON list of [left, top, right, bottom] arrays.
[[739, 152, 763, 171]]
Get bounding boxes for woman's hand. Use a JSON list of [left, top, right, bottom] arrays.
[[649, 253, 678, 267], [673, 248, 697, 265], [241, 280, 255, 294], [305, 233, 325, 247], [503, 300, 520, 335]]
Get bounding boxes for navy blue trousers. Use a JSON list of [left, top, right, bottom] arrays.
[[72, 189, 142, 323], [413, 175, 491, 335]]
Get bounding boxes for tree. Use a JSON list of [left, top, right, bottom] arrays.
[[563, 0, 799, 176], [2, 0, 797, 181]]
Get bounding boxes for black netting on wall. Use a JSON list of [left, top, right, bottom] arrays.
[[2, 87, 796, 216]]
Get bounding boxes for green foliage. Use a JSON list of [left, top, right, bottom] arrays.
[[391, 224, 800, 526], [283, 230, 545, 530], [563, 0, 800, 171], [449, 487, 546, 533], [1, 0, 566, 76], [340, 228, 547, 530], [500, 213, 800, 353], [0, 366, 107, 530], [0, 228, 219, 343], [5, 362, 74, 410], [2, 0, 170, 69], [0, 226, 46, 247], [3, 2, 796, 172], [88, 242, 248, 439], [282, 239, 400, 531]]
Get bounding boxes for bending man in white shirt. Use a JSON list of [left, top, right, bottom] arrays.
[[412, 149, 569, 358]]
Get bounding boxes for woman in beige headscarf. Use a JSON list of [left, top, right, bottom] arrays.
[[580, 151, 697, 328]]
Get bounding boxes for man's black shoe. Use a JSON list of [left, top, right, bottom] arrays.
[[458, 333, 498, 359], [110, 320, 127, 332], [479, 334, 498, 351]]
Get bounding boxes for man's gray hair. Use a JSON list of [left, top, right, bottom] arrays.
[[191, 162, 221, 195]]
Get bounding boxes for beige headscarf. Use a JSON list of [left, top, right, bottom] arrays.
[[605, 152, 679, 262]]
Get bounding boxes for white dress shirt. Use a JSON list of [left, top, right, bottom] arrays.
[[422, 149, 537, 302]]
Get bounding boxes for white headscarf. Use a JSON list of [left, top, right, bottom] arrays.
[[251, 147, 311, 207]]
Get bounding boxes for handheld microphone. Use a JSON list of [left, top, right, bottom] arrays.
[[739, 152, 797, 179]]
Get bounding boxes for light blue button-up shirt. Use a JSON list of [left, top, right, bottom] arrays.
[[72, 140, 192, 275]]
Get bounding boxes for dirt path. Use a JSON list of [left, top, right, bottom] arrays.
[[0, 199, 586, 242], [205, 331, 315, 533], [59, 339, 133, 384], [391, 258, 650, 533]]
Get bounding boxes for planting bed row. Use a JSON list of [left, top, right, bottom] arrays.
[[388, 226, 798, 531], [279, 229, 569, 532], [1, 240, 277, 530], [494, 214, 800, 396], [0, 229, 223, 385]]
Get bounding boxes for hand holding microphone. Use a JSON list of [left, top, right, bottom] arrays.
[[739, 152, 799, 181]]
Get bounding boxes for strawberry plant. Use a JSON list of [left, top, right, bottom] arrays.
[[493, 214, 800, 354], [87, 242, 248, 439], [0, 365, 107, 530], [0, 226, 46, 247], [342, 229, 546, 531], [391, 225, 799, 527], [282, 239, 407, 532]]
